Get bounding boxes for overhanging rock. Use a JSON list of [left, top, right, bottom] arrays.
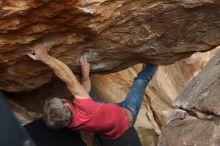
[[0, 0, 220, 92]]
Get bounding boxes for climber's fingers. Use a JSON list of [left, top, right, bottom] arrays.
[[80, 55, 85, 64], [28, 43, 50, 60], [27, 42, 50, 60], [30, 47, 35, 54], [80, 54, 89, 65], [83, 55, 88, 64], [27, 53, 40, 60]]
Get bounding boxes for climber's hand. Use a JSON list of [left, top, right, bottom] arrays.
[[80, 55, 90, 78], [28, 43, 49, 60]]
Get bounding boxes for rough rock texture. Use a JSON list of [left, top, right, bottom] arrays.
[[176, 49, 220, 117], [158, 115, 220, 146], [147, 48, 218, 127], [1, 0, 220, 92], [158, 48, 220, 146]]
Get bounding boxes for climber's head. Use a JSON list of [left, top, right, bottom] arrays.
[[43, 97, 72, 129]]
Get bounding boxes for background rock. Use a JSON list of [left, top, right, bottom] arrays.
[[1, 0, 220, 92], [158, 48, 220, 146], [176, 47, 220, 116], [158, 115, 220, 146]]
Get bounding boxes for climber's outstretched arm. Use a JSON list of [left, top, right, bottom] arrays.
[[28, 44, 90, 99]]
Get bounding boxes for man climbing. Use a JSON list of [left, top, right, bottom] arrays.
[[28, 43, 158, 140]]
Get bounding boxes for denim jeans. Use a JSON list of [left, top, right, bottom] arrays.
[[117, 64, 158, 126]]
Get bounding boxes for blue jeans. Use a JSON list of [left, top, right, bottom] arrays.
[[117, 64, 158, 126]]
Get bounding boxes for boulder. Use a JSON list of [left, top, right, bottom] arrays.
[[176, 48, 220, 116], [158, 48, 220, 146], [1, 0, 220, 92], [158, 115, 220, 146]]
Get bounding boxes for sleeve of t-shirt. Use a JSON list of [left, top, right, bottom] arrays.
[[73, 98, 101, 115]]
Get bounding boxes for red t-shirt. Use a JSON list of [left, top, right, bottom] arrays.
[[67, 98, 129, 139]]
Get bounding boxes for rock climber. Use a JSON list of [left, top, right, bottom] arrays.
[[28, 43, 158, 140]]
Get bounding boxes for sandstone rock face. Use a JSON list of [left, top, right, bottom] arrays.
[[176, 50, 220, 116], [147, 48, 217, 127], [158, 48, 220, 146], [1, 0, 220, 92], [158, 116, 220, 146]]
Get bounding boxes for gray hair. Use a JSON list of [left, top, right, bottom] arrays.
[[43, 97, 71, 129]]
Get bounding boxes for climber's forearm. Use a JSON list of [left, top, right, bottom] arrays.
[[41, 56, 90, 98], [81, 77, 91, 93], [42, 56, 78, 86]]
